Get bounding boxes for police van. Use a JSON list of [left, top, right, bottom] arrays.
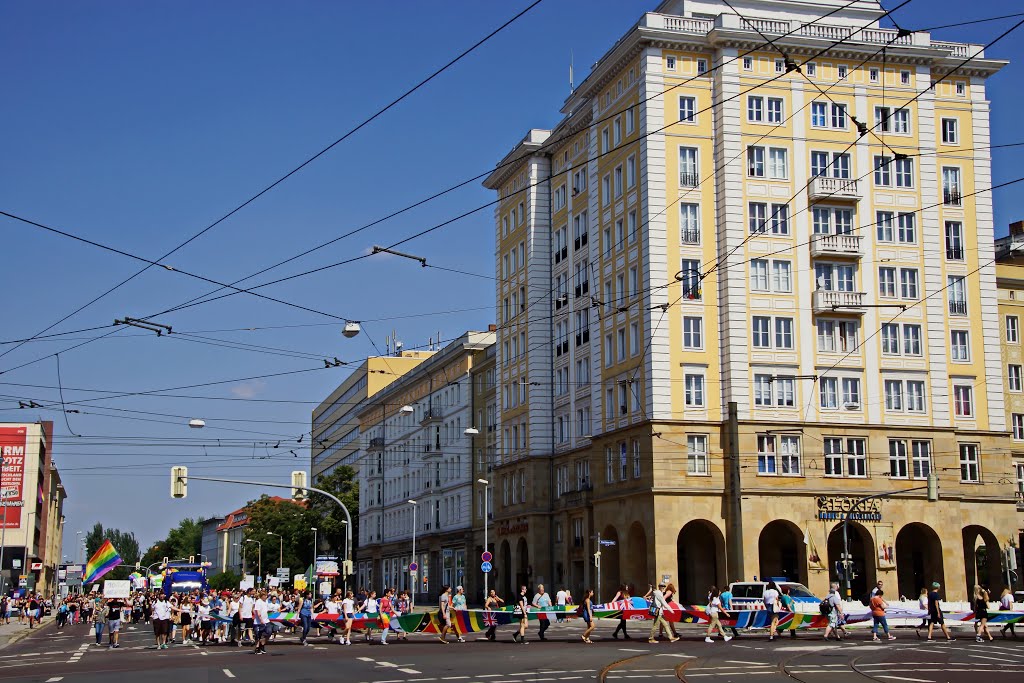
[[727, 579, 820, 612]]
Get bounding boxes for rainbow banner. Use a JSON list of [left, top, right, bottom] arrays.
[[83, 539, 123, 584]]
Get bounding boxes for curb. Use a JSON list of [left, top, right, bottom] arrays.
[[0, 619, 57, 650]]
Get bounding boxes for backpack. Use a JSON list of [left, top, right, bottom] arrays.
[[818, 598, 832, 616]]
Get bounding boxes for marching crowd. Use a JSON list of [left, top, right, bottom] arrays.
[[38, 578, 1019, 652]]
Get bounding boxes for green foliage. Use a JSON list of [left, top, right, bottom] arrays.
[[310, 466, 358, 559], [83, 523, 141, 579], [208, 570, 241, 591], [139, 518, 204, 569], [242, 496, 319, 579]]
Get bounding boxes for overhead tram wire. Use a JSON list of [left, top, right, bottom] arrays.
[[0, 0, 545, 365], [0, 0, 914, 380]]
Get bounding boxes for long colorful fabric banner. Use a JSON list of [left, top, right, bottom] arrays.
[[239, 604, 1024, 634]]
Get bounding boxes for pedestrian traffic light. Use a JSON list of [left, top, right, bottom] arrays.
[[291, 470, 307, 499], [171, 466, 187, 498]]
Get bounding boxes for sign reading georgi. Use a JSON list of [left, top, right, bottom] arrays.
[[0, 427, 26, 529]]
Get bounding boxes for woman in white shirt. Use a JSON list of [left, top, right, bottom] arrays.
[[705, 586, 733, 643], [362, 591, 379, 642], [1000, 588, 1016, 637]]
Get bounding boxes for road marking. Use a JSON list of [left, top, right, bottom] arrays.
[[656, 654, 695, 658], [45, 678, 63, 682], [874, 677, 934, 683], [223, 669, 235, 678], [687, 674, 777, 678], [725, 661, 774, 666], [357, 656, 375, 662], [618, 647, 647, 652], [398, 670, 422, 675]]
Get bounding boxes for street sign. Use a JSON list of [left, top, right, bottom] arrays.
[[481, 551, 493, 562], [408, 562, 418, 572], [410, 569, 417, 576], [599, 540, 617, 547], [480, 561, 492, 573], [30, 562, 42, 571], [276, 567, 290, 579]]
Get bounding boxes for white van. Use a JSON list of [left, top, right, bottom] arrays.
[[727, 581, 820, 612]]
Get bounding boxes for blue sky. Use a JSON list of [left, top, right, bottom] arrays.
[[1, 0, 1022, 560]]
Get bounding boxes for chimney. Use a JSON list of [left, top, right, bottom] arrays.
[[488, 324, 497, 332], [1011, 220, 1024, 237]]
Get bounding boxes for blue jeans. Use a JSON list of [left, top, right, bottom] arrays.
[[299, 614, 312, 642], [871, 615, 889, 637], [94, 622, 105, 642]]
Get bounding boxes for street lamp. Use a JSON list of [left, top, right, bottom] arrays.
[[477, 479, 490, 600], [266, 532, 283, 573], [245, 539, 262, 581], [408, 499, 417, 609]]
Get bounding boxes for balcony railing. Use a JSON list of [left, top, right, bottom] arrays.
[[949, 300, 968, 316], [679, 171, 699, 188], [681, 229, 701, 245], [808, 176, 861, 201], [810, 233, 863, 258], [366, 437, 384, 452], [812, 290, 866, 314], [943, 189, 963, 206], [420, 407, 443, 425], [946, 245, 964, 261]]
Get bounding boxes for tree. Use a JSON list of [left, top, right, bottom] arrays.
[[139, 518, 204, 569], [309, 466, 358, 563], [83, 523, 141, 580], [243, 496, 318, 579], [208, 570, 241, 592]]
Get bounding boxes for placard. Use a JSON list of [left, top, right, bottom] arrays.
[[875, 524, 896, 569], [0, 427, 26, 529], [103, 580, 130, 598]]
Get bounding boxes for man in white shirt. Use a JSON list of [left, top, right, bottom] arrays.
[[152, 594, 173, 650], [239, 589, 255, 645], [253, 590, 270, 655], [340, 591, 356, 646], [555, 588, 568, 622]]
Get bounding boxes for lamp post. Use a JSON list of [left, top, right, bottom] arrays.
[[266, 532, 283, 573], [477, 479, 489, 600], [309, 527, 317, 591], [408, 499, 417, 609], [245, 539, 262, 581]]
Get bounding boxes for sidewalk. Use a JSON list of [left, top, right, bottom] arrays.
[[0, 615, 57, 649]]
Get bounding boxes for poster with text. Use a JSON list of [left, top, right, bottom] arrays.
[[0, 427, 27, 529], [875, 524, 896, 569]]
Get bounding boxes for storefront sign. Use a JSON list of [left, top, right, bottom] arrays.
[[815, 496, 882, 522], [0, 427, 27, 529], [497, 521, 529, 535]]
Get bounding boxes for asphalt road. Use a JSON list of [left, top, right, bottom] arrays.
[[0, 618, 1021, 683]]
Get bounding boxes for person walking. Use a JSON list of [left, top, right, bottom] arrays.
[[704, 585, 731, 643], [926, 582, 955, 641], [450, 586, 467, 642], [153, 593, 172, 650], [914, 586, 930, 636], [823, 583, 845, 641], [252, 590, 270, 655], [648, 582, 678, 643], [340, 590, 356, 646], [719, 585, 740, 639], [92, 597, 107, 646], [780, 586, 797, 639], [556, 587, 568, 622], [764, 581, 781, 641], [532, 584, 553, 641], [483, 589, 503, 641], [436, 585, 455, 644], [297, 591, 313, 646], [106, 597, 124, 648], [581, 588, 596, 643], [379, 588, 395, 645], [394, 590, 410, 641], [974, 585, 994, 643], [512, 586, 530, 644], [869, 589, 896, 641], [999, 587, 1016, 638], [611, 585, 631, 640]]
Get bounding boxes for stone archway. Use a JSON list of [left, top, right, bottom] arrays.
[[516, 537, 530, 592], [624, 522, 649, 589], [896, 522, 944, 601], [500, 539, 512, 598], [758, 520, 808, 585], [600, 525, 621, 599], [827, 521, 876, 599], [964, 525, 1003, 598], [677, 520, 726, 604]]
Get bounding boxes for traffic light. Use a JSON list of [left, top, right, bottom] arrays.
[[291, 470, 308, 499], [171, 466, 188, 498], [342, 560, 353, 577]]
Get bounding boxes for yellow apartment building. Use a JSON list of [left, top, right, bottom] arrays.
[[482, 0, 1014, 603], [996, 223, 1024, 564]]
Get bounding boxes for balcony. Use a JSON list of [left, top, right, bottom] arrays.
[[679, 171, 699, 188], [366, 437, 384, 452], [422, 443, 441, 460], [420, 407, 443, 425], [946, 245, 964, 261], [681, 229, 701, 245], [943, 189, 963, 207], [813, 290, 866, 314], [949, 300, 968, 316], [808, 177, 861, 202], [810, 233, 863, 259]]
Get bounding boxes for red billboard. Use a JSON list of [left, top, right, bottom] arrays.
[[0, 427, 26, 529]]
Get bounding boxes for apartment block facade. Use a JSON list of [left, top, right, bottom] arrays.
[[483, 0, 1014, 603]]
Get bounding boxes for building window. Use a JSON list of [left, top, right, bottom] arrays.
[[687, 435, 708, 475], [874, 156, 891, 187], [679, 260, 701, 300], [750, 259, 769, 291], [679, 146, 699, 188], [683, 316, 703, 350], [806, 62, 817, 77], [697, 59, 708, 75], [941, 118, 958, 144], [747, 146, 764, 177], [959, 444, 980, 483], [757, 434, 800, 475], [842, 377, 861, 407], [943, 167, 962, 205], [748, 96, 764, 122], [1008, 315, 1020, 343], [666, 55, 676, 71], [889, 439, 931, 479], [945, 221, 964, 260], [948, 276, 968, 316], [824, 437, 866, 477], [619, 442, 628, 481], [954, 385, 974, 417], [817, 319, 859, 353], [742, 56, 753, 71], [684, 373, 705, 407], [753, 374, 795, 408], [605, 447, 614, 484], [1013, 414, 1024, 441], [819, 377, 839, 409], [900, 70, 911, 85], [1010, 365, 1023, 392], [894, 158, 913, 188], [679, 96, 696, 123], [767, 97, 783, 123]]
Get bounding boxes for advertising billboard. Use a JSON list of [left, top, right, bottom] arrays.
[[0, 427, 26, 529]]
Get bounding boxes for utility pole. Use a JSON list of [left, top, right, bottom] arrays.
[[724, 402, 744, 582]]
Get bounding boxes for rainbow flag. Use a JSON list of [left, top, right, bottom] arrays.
[[83, 539, 123, 584]]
